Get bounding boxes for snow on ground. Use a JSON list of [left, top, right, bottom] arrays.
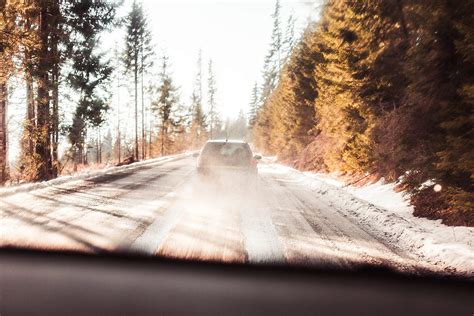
[[267, 161, 474, 276], [0, 152, 192, 197]]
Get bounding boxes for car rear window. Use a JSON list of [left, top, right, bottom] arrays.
[[201, 142, 252, 162]]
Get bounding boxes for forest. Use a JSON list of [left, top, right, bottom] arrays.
[[1, 0, 472, 226], [252, 0, 473, 226], [0, 0, 249, 183]]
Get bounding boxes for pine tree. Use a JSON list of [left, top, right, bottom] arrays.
[[248, 82, 259, 127], [189, 51, 207, 147], [270, 0, 283, 73], [102, 129, 113, 162], [395, 0, 473, 224], [194, 50, 203, 110], [438, 0, 474, 192], [140, 13, 153, 160], [123, 0, 153, 161], [281, 28, 319, 161], [113, 43, 123, 163], [189, 93, 207, 148], [253, 101, 272, 154], [152, 55, 179, 156], [308, 1, 353, 170], [65, 0, 116, 168], [282, 13, 297, 64], [207, 59, 220, 139], [260, 0, 283, 105]]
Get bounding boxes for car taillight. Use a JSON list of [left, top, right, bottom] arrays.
[[251, 159, 257, 167]]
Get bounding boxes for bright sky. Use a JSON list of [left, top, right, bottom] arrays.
[[118, 0, 320, 119]]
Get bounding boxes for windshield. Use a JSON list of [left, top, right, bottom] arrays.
[[0, 0, 472, 280]]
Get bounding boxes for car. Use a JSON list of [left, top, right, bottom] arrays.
[[194, 140, 261, 187]]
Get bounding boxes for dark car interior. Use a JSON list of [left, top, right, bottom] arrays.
[[1, 248, 472, 316]]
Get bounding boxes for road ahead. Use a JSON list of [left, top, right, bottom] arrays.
[[0, 156, 422, 271]]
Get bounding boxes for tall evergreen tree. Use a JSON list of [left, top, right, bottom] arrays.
[[123, 0, 153, 161], [113, 42, 123, 163], [65, 0, 117, 168], [189, 50, 207, 147], [152, 55, 179, 156], [260, 0, 283, 105], [140, 12, 153, 160], [390, 0, 473, 223], [282, 13, 297, 63], [248, 82, 259, 127], [102, 129, 113, 162], [194, 49, 203, 110], [189, 93, 207, 148], [207, 59, 220, 139]]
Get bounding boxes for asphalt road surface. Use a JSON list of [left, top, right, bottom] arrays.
[[0, 156, 424, 272]]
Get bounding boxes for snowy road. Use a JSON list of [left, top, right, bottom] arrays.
[[0, 156, 436, 272]]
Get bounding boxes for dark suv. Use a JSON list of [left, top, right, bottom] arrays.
[[195, 140, 261, 182]]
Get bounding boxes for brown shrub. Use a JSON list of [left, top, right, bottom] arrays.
[[294, 135, 330, 172], [412, 186, 474, 227]]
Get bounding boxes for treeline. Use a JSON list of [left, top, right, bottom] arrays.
[[252, 0, 473, 226], [0, 0, 248, 184]]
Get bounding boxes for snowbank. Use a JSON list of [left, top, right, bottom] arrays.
[[268, 162, 474, 276], [0, 152, 192, 198]]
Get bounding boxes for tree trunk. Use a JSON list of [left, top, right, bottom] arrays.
[[25, 69, 35, 155], [36, 74, 52, 180], [35, 6, 53, 180], [0, 81, 8, 184], [82, 127, 87, 165], [50, 0, 60, 177], [78, 143, 83, 167], [148, 111, 152, 158], [134, 62, 139, 161], [51, 61, 59, 177], [141, 59, 145, 160], [161, 122, 167, 156], [116, 129, 121, 163], [96, 127, 101, 164], [116, 66, 121, 163]]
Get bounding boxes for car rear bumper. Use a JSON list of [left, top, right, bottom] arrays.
[[197, 166, 257, 176], [196, 167, 257, 188]]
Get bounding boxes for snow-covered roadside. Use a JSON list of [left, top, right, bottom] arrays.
[[0, 152, 193, 198], [266, 161, 474, 276]]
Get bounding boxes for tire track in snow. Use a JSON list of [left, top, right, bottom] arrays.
[[130, 173, 194, 254], [240, 187, 286, 263]]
